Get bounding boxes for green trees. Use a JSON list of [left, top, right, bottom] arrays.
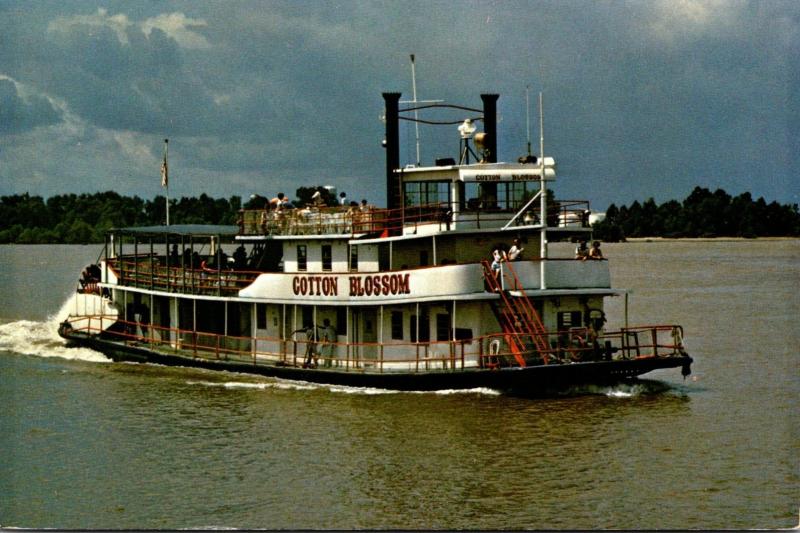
[[0, 192, 243, 244], [2, 186, 798, 244], [593, 187, 800, 241]]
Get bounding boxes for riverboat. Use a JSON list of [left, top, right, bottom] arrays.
[[58, 90, 692, 393]]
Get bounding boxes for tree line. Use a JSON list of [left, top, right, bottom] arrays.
[[0, 186, 343, 244], [592, 187, 800, 241], [0, 192, 242, 244], [1, 186, 798, 244]]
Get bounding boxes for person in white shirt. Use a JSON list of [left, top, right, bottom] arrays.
[[507, 238, 524, 261]]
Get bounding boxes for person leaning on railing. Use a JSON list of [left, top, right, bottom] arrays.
[[589, 241, 603, 259]]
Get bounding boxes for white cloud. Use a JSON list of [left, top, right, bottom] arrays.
[[48, 8, 210, 49], [47, 8, 133, 45], [113, 130, 160, 168], [141, 12, 211, 49], [644, 0, 746, 44]]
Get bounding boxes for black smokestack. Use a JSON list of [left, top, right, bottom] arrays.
[[480, 94, 499, 163], [383, 92, 401, 210]]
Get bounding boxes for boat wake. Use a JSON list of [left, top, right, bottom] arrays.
[[568, 380, 676, 398], [0, 318, 110, 363], [185, 378, 501, 396], [0, 294, 111, 363]]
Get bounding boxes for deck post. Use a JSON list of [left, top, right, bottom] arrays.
[[180, 235, 185, 292], [150, 294, 154, 346], [190, 236, 195, 293], [251, 303, 257, 364], [150, 238, 154, 290], [192, 298, 197, 356]]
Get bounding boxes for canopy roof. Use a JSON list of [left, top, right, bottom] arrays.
[[109, 224, 239, 238]]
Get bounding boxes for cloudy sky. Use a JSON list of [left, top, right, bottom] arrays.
[[1, 0, 797, 209]]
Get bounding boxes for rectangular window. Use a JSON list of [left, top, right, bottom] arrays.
[[349, 245, 358, 271], [297, 245, 307, 271], [322, 244, 332, 272], [378, 245, 390, 271], [436, 313, 451, 341], [391, 311, 403, 340], [557, 311, 583, 331], [403, 181, 450, 207], [419, 250, 429, 267], [256, 303, 267, 329], [411, 313, 430, 343]]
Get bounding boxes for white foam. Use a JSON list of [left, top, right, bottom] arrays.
[[185, 378, 501, 396], [0, 318, 111, 363], [0, 292, 113, 364]]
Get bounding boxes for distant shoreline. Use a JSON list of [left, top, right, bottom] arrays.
[[622, 236, 798, 242]]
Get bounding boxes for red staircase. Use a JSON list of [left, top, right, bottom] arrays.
[[481, 260, 551, 367]]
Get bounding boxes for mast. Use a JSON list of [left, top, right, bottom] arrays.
[[526, 85, 532, 156], [539, 92, 547, 289], [410, 54, 420, 166]]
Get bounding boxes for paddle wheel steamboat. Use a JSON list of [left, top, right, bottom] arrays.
[[58, 90, 692, 393]]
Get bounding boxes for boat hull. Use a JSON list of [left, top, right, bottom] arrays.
[[59, 327, 693, 394]]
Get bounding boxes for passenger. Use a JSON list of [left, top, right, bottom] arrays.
[[490, 247, 506, 286], [170, 244, 179, 264], [311, 190, 325, 207], [589, 240, 603, 260], [319, 318, 336, 367], [292, 325, 317, 368], [575, 240, 589, 261], [270, 192, 285, 209], [507, 238, 524, 261], [339, 191, 348, 205], [233, 245, 247, 269], [359, 199, 369, 212]]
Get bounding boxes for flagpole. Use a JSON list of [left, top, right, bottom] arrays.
[[162, 138, 170, 226]]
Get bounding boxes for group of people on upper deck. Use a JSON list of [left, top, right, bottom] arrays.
[[575, 240, 603, 260]]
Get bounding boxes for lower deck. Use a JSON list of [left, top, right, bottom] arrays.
[[63, 287, 689, 377]]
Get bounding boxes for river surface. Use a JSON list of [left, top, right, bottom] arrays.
[[0, 241, 797, 529]]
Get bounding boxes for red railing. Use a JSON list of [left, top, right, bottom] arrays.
[[64, 311, 686, 374], [238, 199, 591, 237], [107, 257, 261, 296]]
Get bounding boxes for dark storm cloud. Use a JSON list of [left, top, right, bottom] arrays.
[[0, 78, 61, 133], [0, 0, 797, 207]]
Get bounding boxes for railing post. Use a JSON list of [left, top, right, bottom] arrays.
[[651, 328, 658, 357]]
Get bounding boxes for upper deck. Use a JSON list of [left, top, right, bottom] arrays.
[[238, 162, 592, 240]]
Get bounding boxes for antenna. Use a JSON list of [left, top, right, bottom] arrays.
[[400, 55, 443, 166], [526, 85, 532, 156], [410, 54, 420, 166], [539, 91, 547, 287], [539, 91, 544, 163]]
